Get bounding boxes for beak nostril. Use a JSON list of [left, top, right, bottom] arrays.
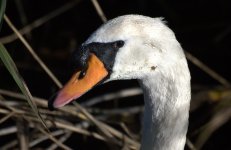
[[78, 70, 86, 79], [78, 64, 88, 80]]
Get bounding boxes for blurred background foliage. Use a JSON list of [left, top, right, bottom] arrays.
[[0, 0, 230, 150]]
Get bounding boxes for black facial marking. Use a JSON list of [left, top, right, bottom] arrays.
[[72, 40, 125, 75], [86, 40, 125, 73], [71, 45, 90, 71]]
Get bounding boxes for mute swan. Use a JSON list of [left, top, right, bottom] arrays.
[[49, 15, 191, 150]]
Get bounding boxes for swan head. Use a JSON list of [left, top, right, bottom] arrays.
[[49, 15, 186, 109]]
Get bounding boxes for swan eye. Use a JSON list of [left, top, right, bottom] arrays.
[[114, 40, 124, 48]]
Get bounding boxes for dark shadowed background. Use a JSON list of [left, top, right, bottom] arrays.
[[0, 0, 230, 150]]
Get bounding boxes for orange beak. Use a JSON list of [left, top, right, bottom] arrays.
[[52, 54, 108, 108]]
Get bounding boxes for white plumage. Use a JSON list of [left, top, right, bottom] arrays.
[[86, 15, 191, 150]]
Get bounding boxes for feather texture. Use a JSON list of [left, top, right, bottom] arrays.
[[85, 15, 191, 150]]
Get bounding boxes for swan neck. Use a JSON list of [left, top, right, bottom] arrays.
[[139, 70, 191, 150]]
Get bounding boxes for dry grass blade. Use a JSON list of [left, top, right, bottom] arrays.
[[0, 0, 6, 30], [51, 120, 107, 142], [0, 112, 15, 124], [186, 138, 197, 150], [0, 44, 48, 129], [91, 0, 107, 23], [0, 126, 17, 136], [37, 126, 73, 150], [195, 107, 231, 149], [0, 0, 81, 44], [1, 140, 18, 149], [14, 0, 28, 27], [0, 108, 10, 114], [73, 102, 114, 138], [29, 130, 66, 148], [195, 95, 231, 149], [73, 102, 140, 148], [3, 15, 62, 88], [16, 118, 29, 150], [120, 123, 137, 139], [101, 122, 140, 149], [185, 51, 231, 87], [0, 88, 140, 148], [82, 88, 142, 107], [47, 131, 72, 150]]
